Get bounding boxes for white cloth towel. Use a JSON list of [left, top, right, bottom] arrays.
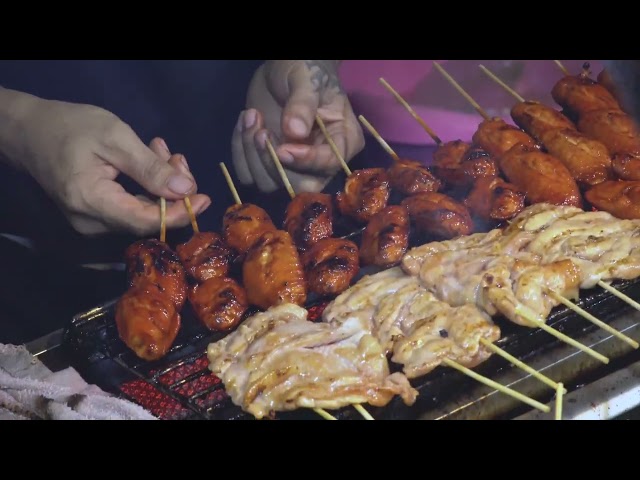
[[0, 343, 156, 420]]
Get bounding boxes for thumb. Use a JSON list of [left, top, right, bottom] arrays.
[[108, 137, 195, 200], [281, 66, 321, 140]]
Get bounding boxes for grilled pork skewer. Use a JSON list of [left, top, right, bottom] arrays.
[[206, 303, 418, 420]]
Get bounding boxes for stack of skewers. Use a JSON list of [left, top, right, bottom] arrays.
[[112, 60, 640, 421]]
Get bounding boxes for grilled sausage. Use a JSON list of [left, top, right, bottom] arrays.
[[188, 277, 248, 331], [510, 101, 576, 141], [498, 143, 583, 208], [577, 109, 640, 155], [464, 177, 526, 222], [612, 153, 640, 181], [359, 205, 410, 268], [283, 192, 333, 251], [302, 238, 360, 297], [335, 168, 390, 224], [402, 192, 474, 239], [124, 239, 187, 310], [223, 203, 277, 255], [115, 286, 181, 361], [242, 230, 307, 310], [176, 232, 234, 283], [597, 69, 625, 107], [472, 118, 537, 159], [433, 140, 470, 167], [585, 180, 640, 220], [538, 128, 613, 187], [551, 73, 621, 118], [434, 145, 498, 189], [387, 158, 441, 196]]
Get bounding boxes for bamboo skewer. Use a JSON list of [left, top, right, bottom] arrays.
[[354, 404, 375, 421], [183, 197, 200, 234], [442, 358, 550, 413], [548, 291, 639, 349], [160, 197, 167, 243], [265, 138, 296, 199], [515, 304, 609, 364], [598, 280, 640, 313], [478, 65, 526, 103], [314, 408, 337, 420], [554, 60, 570, 76], [555, 382, 564, 420], [479, 338, 565, 393], [220, 162, 242, 205], [432, 62, 491, 120], [378, 78, 443, 145], [315, 115, 352, 176], [358, 115, 401, 162]]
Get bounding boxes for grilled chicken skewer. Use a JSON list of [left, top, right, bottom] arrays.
[[207, 303, 418, 420], [116, 198, 185, 361], [378, 77, 526, 223], [479, 64, 614, 189]]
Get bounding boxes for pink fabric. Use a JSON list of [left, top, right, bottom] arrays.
[[339, 60, 604, 146]]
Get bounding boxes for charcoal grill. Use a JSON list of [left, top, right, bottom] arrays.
[[62, 274, 640, 420]]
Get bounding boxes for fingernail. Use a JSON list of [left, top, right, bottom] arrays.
[[159, 139, 170, 154], [289, 117, 308, 137], [197, 199, 211, 214], [244, 109, 257, 130], [167, 175, 194, 195], [279, 151, 295, 164], [179, 155, 190, 173]]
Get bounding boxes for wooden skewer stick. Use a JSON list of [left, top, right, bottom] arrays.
[[432, 62, 491, 121], [378, 77, 443, 145], [219, 162, 242, 205], [478, 65, 526, 103], [479, 338, 566, 393], [548, 290, 639, 349], [315, 115, 352, 177], [358, 115, 400, 162], [183, 197, 199, 234], [514, 304, 609, 364], [265, 138, 296, 200], [554, 60, 570, 76], [159, 197, 167, 243], [442, 358, 550, 413], [354, 404, 375, 421], [555, 382, 564, 420], [314, 408, 337, 420], [597, 280, 640, 314]]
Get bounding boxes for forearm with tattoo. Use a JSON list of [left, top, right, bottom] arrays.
[[303, 60, 344, 94]]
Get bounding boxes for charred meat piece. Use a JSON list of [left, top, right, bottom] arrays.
[[242, 230, 307, 310], [176, 232, 234, 283], [359, 205, 410, 268], [125, 239, 187, 310], [499, 143, 583, 208], [538, 128, 613, 187], [551, 73, 621, 118], [434, 145, 498, 189], [464, 177, 526, 222], [402, 192, 474, 239], [302, 238, 360, 297], [472, 117, 537, 159], [612, 153, 640, 181], [577, 109, 640, 156], [283, 192, 333, 252], [585, 180, 640, 220], [223, 203, 277, 255], [115, 286, 181, 361], [387, 158, 441, 196], [335, 168, 390, 224], [511, 101, 576, 141], [189, 277, 248, 331]]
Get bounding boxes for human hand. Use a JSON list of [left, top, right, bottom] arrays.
[[16, 99, 211, 236], [231, 60, 365, 193]]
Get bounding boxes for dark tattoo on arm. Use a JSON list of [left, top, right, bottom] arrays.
[[304, 60, 344, 94]]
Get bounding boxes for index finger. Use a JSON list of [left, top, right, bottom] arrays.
[[96, 180, 211, 236]]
